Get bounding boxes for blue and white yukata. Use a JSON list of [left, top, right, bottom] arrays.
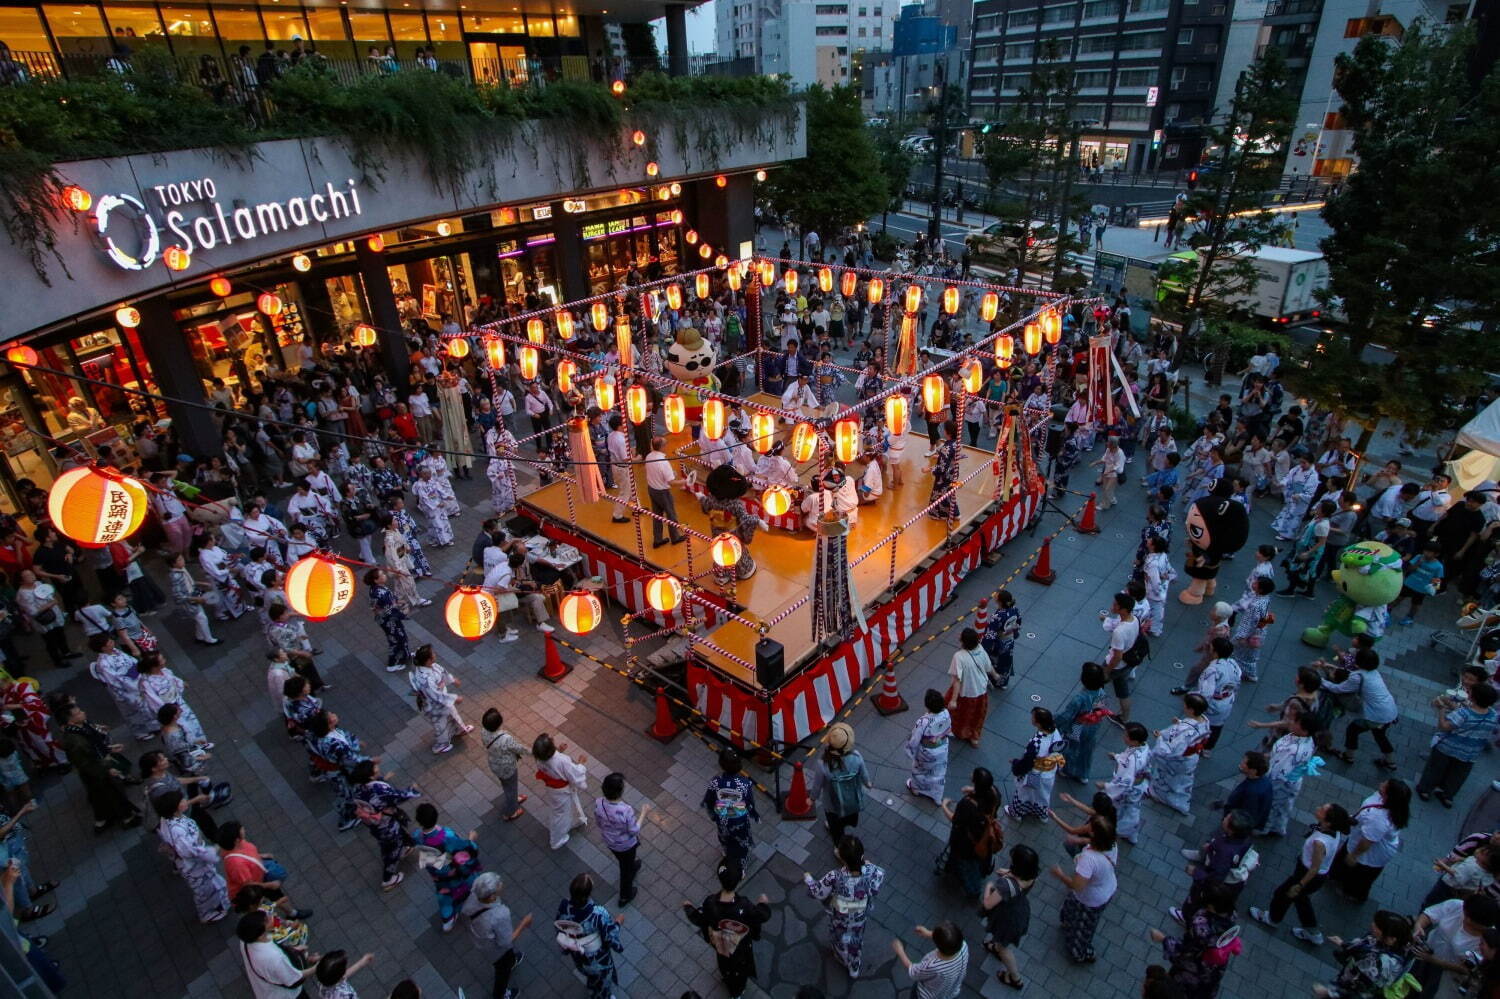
[[1005, 729, 1067, 820], [555, 898, 624, 998], [90, 650, 156, 740], [353, 779, 418, 881], [1147, 715, 1210, 814], [1104, 744, 1151, 843], [811, 361, 844, 409], [905, 709, 951, 803], [703, 772, 760, 861], [313, 726, 370, 829], [982, 605, 1022, 684], [1260, 732, 1317, 835], [417, 825, 482, 923], [804, 862, 887, 978], [1272, 464, 1320, 539], [409, 662, 467, 751], [139, 668, 206, 745], [159, 813, 229, 922], [390, 507, 433, 577], [368, 583, 412, 670]]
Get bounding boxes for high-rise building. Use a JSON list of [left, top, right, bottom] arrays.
[[716, 0, 898, 86]]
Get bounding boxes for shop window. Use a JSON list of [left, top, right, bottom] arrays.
[[388, 13, 428, 59], [159, 5, 218, 59], [261, 10, 308, 43], [305, 8, 355, 60], [43, 4, 110, 57], [103, 6, 167, 41], [526, 15, 556, 37], [554, 13, 580, 37], [212, 6, 265, 51], [466, 13, 525, 33], [425, 12, 463, 61], [347, 12, 390, 47], [0, 8, 50, 54], [0, 384, 57, 499]]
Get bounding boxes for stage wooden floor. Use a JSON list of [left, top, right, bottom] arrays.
[[520, 396, 1002, 688]]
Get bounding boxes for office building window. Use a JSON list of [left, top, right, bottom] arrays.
[[816, 4, 850, 14], [974, 44, 998, 61], [1128, 0, 1170, 10], [873, 25, 881, 35], [1170, 65, 1187, 86], [1042, 4, 1077, 22], [1082, 0, 1121, 16], [1113, 104, 1150, 121], [974, 13, 999, 31], [858, 26, 867, 36], [1077, 34, 1115, 53], [815, 26, 847, 35], [1177, 28, 1193, 43], [1074, 69, 1110, 87], [1008, 10, 1040, 27], [1003, 72, 1031, 89], [1003, 41, 1035, 59], [1116, 68, 1153, 86], [1119, 30, 1164, 49]]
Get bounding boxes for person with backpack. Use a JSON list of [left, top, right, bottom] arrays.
[[981, 844, 1040, 990], [946, 628, 1001, 748], [808, 723, 872, 844], [555, 872, 625, 999], [703, 748, 760, 863], [1173, 809, 1256, 926], [1102, 591, 1144, 723], [1150, 882, 1242, 999], [940, 767, 1003, 898], [682, 858, 771, 999], [804, 835, 886, 979]]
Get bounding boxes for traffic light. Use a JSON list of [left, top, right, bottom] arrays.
[[1187, 169, 1199, 190]]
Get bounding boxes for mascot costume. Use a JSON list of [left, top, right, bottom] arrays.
[[1178, 482, 1251, 605], [699, 464, 765, 582], [1301, 540, 1403, 648], [663, 325, 720, 427]]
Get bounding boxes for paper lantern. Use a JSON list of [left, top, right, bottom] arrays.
[[209, 276, 232, 297], [444, 586, 497, 640], [981, 292, 999, 323], [922, 374, 947, 414], [646, 293, 662, 322], [5, 345, 38, 367], [710, 533, 743, 569], [791, 421, 818, 463], [366, 234, 385, 252], [817, 267, 833, 293], [484, 337, 506, 369], [557, 358, 576, 394], [726, 265, 743, 291], [692, 273, 710, 300], [612, 80, 626, 96], [904, 284, 922, 314], [663, 394, 686, 433], [591, 302, 610, 332], [833, 418, 860, 463], [750, 412, 775, 454], [867, 278, 884, 304], [942, 286, 960, 315], [48, 466, 148, 548], [715, 254, 729, 269], [559, 590, 603, 634], [555, 310, 574, 341], [886, 395, 909, 436], [715, 174, 727, 188], [645, 161, 659, 177], [631, 130, 646, 146], [685, 230, 699, 246], [1023, 322, 1042, 356], [698, 243, 713, 260], [1043, 310, 1062, 345], [755, 169, 768, 182], [961, 359, 982, 393], [671, 209, 683, 224], [783, 269, 798, 296], [595, 376, 616, 411], [114, 306, 141, 329], [666, 283, 683, 310], [841, 270, 858, 298], [645, 573, 683, 614], [758, 260, 776, 287], [436, 221, 453, 236], [762, 486, 792, 517], [163, 245, 191, 271], [615, 318, 632, 363], [257, 293, 283, 316], [291, 253, 311, 272], [702, 399, 727, 440], [627, 384, 649, 425], [519, 345, 539, 381], [283, 553, 355, 622], [61, 185, 92, 212], [995, 333, 1014, 369], [447, 337, 470, 359], [527, 318, 545, 344]]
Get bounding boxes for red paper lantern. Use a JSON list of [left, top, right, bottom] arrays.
[[114, 306, 141, 329], [61, 185, 92, 212], [594, 376, 616, 411], [560, 590, 603, 634], [615, 318, 632, 364], [886, 395, 909, 436], [445, 586, 498, 640], [283, 553, 355, 622], [447, 337, 470, 359], [750, 412, 775, 454], [867, 278, 884, 304], [783, 269, 798, 296], [627, 384, 649, 425], [666, 283, 683, 310], [695, 273, 711, 300], [519, 346, 539, 380], [209, 276, 232, 297], [257, 293, 283, 316], [791, 422, 818, 462], [527, 318, 545, 344], [631, 130, 646, 146], [833, 418, 860, 463], [484, 337, 506, 369], [366, 234, 385, 252], [904, 284, 923, 314], [702, 399, 727, 440], [48, 466, 148, 548], [1024, 322, 1042, 355], [163, 245, 191, 271], [922, 374, 947, 414], [758, 261, 776, 287], [762, 486, 792, 517], [557, 358, 576, 394], [555, 310, 574, 341], [663, 394, 686, 434], [994, 333, 1014, 369], [841, 270, 858, 297], [715, 174, 727, 188], [710, 533, 742, 568], [942, 286, 960, 315], [591, 302, 610, 332], [5, 345, 38, 367], [818, 267, 833, 293]]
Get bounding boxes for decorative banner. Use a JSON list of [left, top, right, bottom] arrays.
[[811, 513, 855, 646], [566, 418, 606, 504], [1087, 333, 1116, 430]]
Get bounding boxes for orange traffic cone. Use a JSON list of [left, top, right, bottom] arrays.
[[973, 598, 990, 636], [645, 686, 682, 743], [537, 630, 573, 682], [1077, 492, 1101, 535], [873, 662, 908, 716], [1027, 538, 1058, 585], [781, 760, 816, 820]]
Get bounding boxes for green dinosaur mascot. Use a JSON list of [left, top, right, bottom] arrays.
[[1300, 540, 1404, 648]]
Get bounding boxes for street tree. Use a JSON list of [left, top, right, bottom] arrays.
[[763, 84, 887, 257], [1293, 22, 1500, 451], [870, 120, 915, 232]]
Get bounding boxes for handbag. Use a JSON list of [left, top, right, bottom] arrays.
[[497, 592, 520, 612]]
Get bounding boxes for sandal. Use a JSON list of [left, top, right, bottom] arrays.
[[17, 903, 53, 922], [998, 971, 1025, 991], [503, 808, 526, 822], [31, 881, 58, 899], [1330, 750, 1354, 763], [1374, 758, 1399, 771]]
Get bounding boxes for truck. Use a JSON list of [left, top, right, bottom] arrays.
[[1155, 245, 1329, 325]]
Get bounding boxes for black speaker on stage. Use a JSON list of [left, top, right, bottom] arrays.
[[755, 638, 785, 688]]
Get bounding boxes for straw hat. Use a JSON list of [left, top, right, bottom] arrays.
[[825, 722, 855, 752]]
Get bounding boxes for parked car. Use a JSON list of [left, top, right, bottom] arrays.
[[966, 219, 1059, 268]]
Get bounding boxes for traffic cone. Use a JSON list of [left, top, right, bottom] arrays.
[[873, 662, 908, 715], [1077, 492, 1101, 535], [537, 630, 573, 682], [973, 598, 990, 636], [645, 686, 682, 743], [1027, 538, 1057, 585], [781, 760, 816, 820]]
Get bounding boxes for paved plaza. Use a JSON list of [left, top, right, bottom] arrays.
[[18, 373, 1489, 999]]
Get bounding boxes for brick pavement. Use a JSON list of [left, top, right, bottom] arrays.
[[14, 392, 1492, 998]]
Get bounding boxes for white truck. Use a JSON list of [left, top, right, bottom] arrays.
[[1157, 245, 1329, 326]]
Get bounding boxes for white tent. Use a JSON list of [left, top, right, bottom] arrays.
[[1449, 399, 1500, 490]]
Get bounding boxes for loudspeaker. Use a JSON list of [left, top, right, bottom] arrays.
[[755, 638, 785, 688]]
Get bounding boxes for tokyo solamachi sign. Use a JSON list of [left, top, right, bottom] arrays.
[[92, 175, 366, 272]]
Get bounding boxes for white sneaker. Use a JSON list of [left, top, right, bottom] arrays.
[[1292, 927, 1325, 945], [432, 743, 453, 754], [1180, 848, 1201, 861], [1249, 907, 1276, 928], [499, 629, 520, 643], [538, 623, 555, 633], [417, 598, 433, 607], [382, 873, 405, 891], [386, 663, 407, 672]]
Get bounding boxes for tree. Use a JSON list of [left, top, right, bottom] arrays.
[[1179, 49, 1297, 323], [620, 24, 662, 76], [1293, 23, 1500, 450], [870, 120, 915, 232], [763, 85, 888, 252], [977, 121, 1029, 215]]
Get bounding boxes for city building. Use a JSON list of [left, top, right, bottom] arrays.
[[0, 0, 804, 516], [715, 0, 897, 87], [866, 1, 964, 115], [967, 0, 1234, 172]]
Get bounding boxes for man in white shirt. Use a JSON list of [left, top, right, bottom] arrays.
[[644, 436, 685, 547], [781, 374, 819, 421], [1103, 591, 1141, 723], [236, 910, 316, 998], [523, 382, 553, 439], [607, 414, 631, 523], [1411, 473, 1454, 540], [407, 384, 437, 442]]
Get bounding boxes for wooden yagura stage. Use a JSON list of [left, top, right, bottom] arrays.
[[520, 405, 1040, 747]]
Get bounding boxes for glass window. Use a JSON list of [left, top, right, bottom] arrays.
[[466, 13, 525, 33], [43, 4, 110, 57], [425, 11, 463, 60], [554, 13, 579, 37], [0, 383, 57, 499], [389, 12, 427, 41], [262, 9, 308, 42], [526, 15, 555, 37], [0, 8, 52, 61], [159, 5, 218, 58], [102, 6, 166, 41], [347, 11, 388, 44], [211, 5, 265, 50], [305, 8, 354, 60]]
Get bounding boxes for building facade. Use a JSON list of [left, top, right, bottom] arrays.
[[967, 0, 1233, 171], [715, 0, 898, 87]]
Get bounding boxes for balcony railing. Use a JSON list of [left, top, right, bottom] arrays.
[[1266, 0, 1323, 16]]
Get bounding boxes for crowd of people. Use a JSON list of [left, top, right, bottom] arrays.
[[1, 230, 1499, 999]]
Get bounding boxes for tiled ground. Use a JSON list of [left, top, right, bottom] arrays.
[[15, 368, 1489, 997]]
